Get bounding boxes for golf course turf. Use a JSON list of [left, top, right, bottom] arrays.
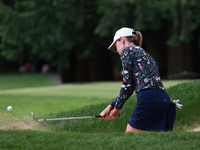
[[0, 73, 199, 149]]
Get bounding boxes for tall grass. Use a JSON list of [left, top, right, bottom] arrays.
[[43, 80, 200, 133], [166, 80, 200, 131], [0, 130, 200, 150]]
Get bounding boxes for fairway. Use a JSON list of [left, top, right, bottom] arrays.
[[0, 80, 189, 115]]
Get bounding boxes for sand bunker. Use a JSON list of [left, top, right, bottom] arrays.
[[0, 113, 47, 131]]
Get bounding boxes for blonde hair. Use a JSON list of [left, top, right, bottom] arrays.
[[125, 31, 143, 47]]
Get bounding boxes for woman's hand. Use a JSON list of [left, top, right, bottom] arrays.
[[100, 104, 120, 120]]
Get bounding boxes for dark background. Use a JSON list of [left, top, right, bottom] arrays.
[[0, 0, 200, 82]]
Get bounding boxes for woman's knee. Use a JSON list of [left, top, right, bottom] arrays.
[[126, 124, 147, 133]]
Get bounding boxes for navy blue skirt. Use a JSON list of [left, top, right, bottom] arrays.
[[128, 89, 176, 131]]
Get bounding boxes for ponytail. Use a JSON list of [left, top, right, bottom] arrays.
[[125, 30, 143, 47], [135, 31, 142, 47]]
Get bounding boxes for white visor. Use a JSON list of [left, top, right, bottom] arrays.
[[108, 27, 134, 52]]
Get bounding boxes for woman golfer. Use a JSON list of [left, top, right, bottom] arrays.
[[100, 27, 177, 132]]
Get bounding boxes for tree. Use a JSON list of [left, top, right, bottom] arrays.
[[96, 0, 200, 77], [0, 0, 199, 81], [0, 0, 114, 81]]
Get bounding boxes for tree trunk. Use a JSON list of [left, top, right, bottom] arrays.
[[75, 60, 89, 82], [166, 19, 194, 79], [88, 52, 113, 81], [167, 42, 194, 78], [142, 20, 168, 77]]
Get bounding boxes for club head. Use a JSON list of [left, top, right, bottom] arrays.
[[31, 112, 38, 121]]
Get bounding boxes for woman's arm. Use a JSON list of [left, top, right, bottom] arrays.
[[100, 48, 134, 120], [111, 48, 135, 110]]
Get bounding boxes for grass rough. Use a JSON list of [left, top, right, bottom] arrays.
[[43, 80, 200, 133], [0, 130, 200, 150]]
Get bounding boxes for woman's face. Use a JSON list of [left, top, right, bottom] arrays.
[[115, 36, 134, 55], [115, 37, 125, 55]]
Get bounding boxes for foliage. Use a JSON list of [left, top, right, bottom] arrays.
[[96, 0, 200, 45], [0, 0, 104, 69], [0, 0, 200, 70]]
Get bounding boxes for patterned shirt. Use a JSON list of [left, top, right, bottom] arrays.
[[110, 44, 165, 110]]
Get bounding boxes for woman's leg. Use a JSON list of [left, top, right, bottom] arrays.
[[126, 123, 147, 133]]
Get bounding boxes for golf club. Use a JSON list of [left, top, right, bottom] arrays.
[[31, 112, 102, 121]]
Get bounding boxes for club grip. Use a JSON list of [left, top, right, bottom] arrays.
[[95, 114, 120, 118], [95, 115, 102, 118]]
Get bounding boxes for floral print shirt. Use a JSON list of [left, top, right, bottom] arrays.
[[110, 44, 165, 110]]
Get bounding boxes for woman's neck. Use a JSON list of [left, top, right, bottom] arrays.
[[125, 42, 134, 48]]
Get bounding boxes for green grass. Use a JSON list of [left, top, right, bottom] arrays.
[[0, 130, 200, 150], [166, 81, 200, 131], [0, 79, 191, 121], [39, 80, 200, 133], [0, 82, 121, 120], [0, 73, 54, 90], [0, 73, 199, 149]]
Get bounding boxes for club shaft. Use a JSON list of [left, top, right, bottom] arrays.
[[38, 116, 99, 121], [31, 112, 102, 121]]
